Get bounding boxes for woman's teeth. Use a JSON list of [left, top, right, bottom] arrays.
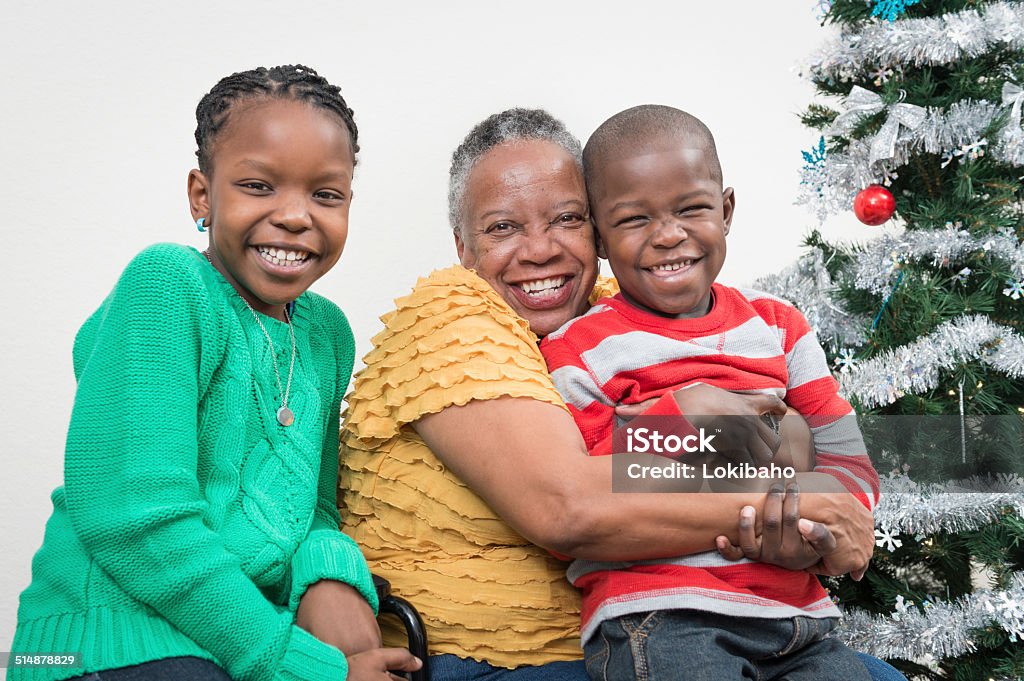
[[519, 277, 567, 294], [650, 260, 693, 272], [257, 247, 310, 267]]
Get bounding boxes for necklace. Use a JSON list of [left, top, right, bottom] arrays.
[[203, 250, 297, 427]]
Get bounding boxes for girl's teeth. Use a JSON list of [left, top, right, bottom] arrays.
[[257, 247, 309, 267]]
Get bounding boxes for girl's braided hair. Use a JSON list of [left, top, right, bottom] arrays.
[[194, 64, 358, 173]]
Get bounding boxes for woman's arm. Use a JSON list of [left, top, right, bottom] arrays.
[[415, 392, 872, 574], [415, 394, 768, 562], [411, 393, 749, 557]]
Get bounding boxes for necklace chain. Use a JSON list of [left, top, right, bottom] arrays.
[[246, 302, 297, 413], [203, 250, 297, 426]]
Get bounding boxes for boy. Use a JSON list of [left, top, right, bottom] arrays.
[[540, 105, 879, 681]]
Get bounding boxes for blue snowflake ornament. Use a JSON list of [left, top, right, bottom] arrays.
[[871, 0, 920, 21], [814, 0, 832, 21], [833, 348, 858, 374], [801, 136, 827, 172], [1004, 279, 1024, 300]]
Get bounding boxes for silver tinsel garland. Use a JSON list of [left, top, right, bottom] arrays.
[[839, 573, 1024, 666], [840, 315, 1024, 408], [809, 2, 1024, 81], [875, 473, 1024, 536], [799, 97, 1022, 219], [752, 248, 870, 345], [851, 224, 1024, 295], [839, 479, 1024, 667]]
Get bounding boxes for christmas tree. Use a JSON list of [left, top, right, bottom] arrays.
[[757, 1, 1024, 678]]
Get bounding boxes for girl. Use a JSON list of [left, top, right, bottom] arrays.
[[9, 65, 420, 681]]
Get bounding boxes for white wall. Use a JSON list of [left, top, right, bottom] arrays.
[[0, 0, 872, 645]]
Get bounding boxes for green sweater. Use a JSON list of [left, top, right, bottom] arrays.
[[10, 244, 376, 681]]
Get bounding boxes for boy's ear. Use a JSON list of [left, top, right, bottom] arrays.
[[187, 169, 211, 222], [721, 187, 736, 236], [592, 221, 608, 259]]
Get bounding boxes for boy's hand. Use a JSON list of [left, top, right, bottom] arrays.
[[614, 398, 660, 421], [714, 483, 836, 571], [296, 580, 381, 656], [347, 648, 422, 681], [716, 477, 873, 581]]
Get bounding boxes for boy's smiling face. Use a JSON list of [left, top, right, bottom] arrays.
[[589, 140, 734, 319]]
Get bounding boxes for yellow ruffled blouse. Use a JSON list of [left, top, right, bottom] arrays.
[[339, 265, 617, 667]]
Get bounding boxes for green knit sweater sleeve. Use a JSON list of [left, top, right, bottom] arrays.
[[287, 299, 378, 613], [63, 245, 348, 681]]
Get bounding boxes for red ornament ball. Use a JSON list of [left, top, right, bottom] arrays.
[[853, 184, 896, 225]]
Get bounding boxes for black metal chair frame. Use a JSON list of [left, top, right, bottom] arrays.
[[374, 575, 430, 681]]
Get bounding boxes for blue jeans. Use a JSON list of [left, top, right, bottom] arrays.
[[582, 611, 889, 681], [430, 654, 589, 680], [431, 646, 905, 681], [66, 657, 229, 680]]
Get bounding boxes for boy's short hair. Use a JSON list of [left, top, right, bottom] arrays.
[[583, 105, 723, 190]]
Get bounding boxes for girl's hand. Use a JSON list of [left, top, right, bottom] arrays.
[[296, 580, 381, 656], [346, 647, 422, 681], [714, 483, 836, 571]]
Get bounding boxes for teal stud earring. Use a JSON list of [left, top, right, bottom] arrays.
[[196, 217, 207, 232]]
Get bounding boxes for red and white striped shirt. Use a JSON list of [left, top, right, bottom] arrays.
[[539, 283, 879, 643]]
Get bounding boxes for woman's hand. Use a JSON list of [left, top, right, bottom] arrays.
[[716, 476, 873, 580], [296, 580, 382, 656], [346, 648, 422, 681], [679, 385, 785, 466], [796, 473, 875, 580], [618, 384, 787, 465]]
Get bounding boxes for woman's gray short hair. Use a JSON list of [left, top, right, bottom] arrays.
[[448, 108, 583, 233]]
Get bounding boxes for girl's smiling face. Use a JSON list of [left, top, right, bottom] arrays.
[[188, 97, 354, 320]]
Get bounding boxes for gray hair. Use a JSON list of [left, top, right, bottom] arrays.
[[448, 108, 583, 233]]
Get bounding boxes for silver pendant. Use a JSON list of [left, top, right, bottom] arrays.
[[277, 406, 295, 427]]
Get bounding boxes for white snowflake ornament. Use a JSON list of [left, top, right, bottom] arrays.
[[1003, 279, 1024, 300], [875, 527, 904, 552], [833, 348, 859, 373]]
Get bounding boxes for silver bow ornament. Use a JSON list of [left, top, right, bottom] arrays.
[[1000, 81, 1024, 164], [829, 86, 927, 165], [1003, 81, 1024, 129]]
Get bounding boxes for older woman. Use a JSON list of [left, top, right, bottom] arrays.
[[339, 109, 899, 680]]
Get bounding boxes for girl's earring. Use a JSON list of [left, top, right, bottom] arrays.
[[196, 217, 208, 232]]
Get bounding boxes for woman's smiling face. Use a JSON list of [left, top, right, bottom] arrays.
[[455, 140, 598, 337]]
